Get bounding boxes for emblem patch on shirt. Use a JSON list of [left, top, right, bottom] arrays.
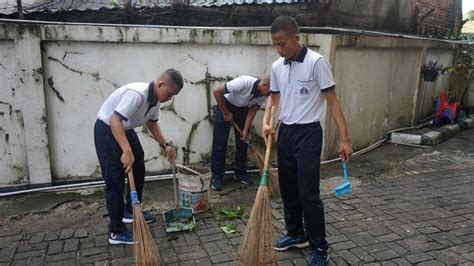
[[299, 87, 309, 95]]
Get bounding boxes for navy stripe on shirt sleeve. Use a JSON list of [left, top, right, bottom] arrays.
[[321, 85, 336, 92], [270, 90, 280, 94], [148, 118, 159, 122], [224, 83, 229, 93], [113, 111, 128, 121]]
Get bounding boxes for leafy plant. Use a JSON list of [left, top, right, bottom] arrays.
[[221, 223, 237, 234], [109, 0, 142, 9], [444, 50, 473, 104], [421, 60, 443, 81], [111, 0, 120, 8], [220, 206, 246, 219], [468, 10, 474, 21]]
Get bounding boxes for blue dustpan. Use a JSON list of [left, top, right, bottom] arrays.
[[335, 161, 351, 196]]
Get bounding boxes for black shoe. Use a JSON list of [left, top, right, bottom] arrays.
[[109, 229, 134, 245], [274, 234, 309, 251], [233, 175, 253, 185], [122, 211, 156, 224], [307, 248, 329, 266], [211, 178, 223, 191]]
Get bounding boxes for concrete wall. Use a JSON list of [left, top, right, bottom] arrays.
[[323, 35, 457, 157], [0, 20, 459, 187], [42, 41, 279, 180], [0, 39, 28, 185]]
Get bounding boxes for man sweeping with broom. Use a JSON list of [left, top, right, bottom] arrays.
[[211, 75, 270, 191], [263, 16, 353, 265], [94, 69, 183, 246]]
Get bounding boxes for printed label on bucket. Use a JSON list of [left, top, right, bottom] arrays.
[[179, 190, 208, 213], [176, 167, 211, 214]]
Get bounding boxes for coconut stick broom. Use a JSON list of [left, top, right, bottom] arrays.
[[231, 121, 279, 197], [127, 170, 162, 266], [236, 106, 278, 266]]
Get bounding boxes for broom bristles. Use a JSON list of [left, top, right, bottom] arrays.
[[236, 185, 277, 266], [268, 171, 279, 198], [236, 107, 278, 265], [132, 205, 162, 266]]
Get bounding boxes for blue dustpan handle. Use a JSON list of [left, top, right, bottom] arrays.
[[342, 160, 349, 182]]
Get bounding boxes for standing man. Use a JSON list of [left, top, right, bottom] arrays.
[[94, 69, 183, 245], [262, 16, 353, 266], [211, 76, 270, 191]]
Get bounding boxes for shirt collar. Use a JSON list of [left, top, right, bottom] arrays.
[[251, 79, 261, 96], [148, 81, 158, 106], [284, 45, 308, 65]]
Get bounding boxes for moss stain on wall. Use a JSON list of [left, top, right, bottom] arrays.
[[190, 68, 234, 120], [160, 98, 187, 122], [47, 77, 66, 103], [183, 120, 200, 165], [47, 56, 119, 87]]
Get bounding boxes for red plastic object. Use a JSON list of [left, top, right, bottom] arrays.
[[436, 91, 459, 124]]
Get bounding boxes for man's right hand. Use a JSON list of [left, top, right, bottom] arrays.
[[121, 149, 135, 173], [261, 124, 275, 145], [223, 112, 234, 122], [166, 145, 177, 164]]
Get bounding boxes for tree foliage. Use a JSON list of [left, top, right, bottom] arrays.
[[468, 10, 474, 21]]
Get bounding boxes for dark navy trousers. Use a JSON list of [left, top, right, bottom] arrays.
[[211, 100, 249, 181], [277, 122, 328, 251], [94, 119, 145, 234]]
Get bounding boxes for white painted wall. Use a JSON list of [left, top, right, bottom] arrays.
[[330, 47, 420, 151], [0, 21, 459, 186], [43, 41, 278, 179], [331, 48, 419, 153], [323, 35, 458, 157], [0, 40, 28, 185]]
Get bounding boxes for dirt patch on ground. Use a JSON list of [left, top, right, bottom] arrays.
[[0, 175, 259, 235]]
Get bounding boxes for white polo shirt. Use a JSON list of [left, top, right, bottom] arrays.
[[270, 46, 335, 125], [224, 76, 268, 108], [97, 82, 160, 130]]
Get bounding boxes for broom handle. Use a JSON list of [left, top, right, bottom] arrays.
[[173, 162, 179, 209], [263, 106, 275, 171], [231, 121, 246, 142], [127, 170, 140, 205], [342, 160, 349, 182], [175, 164, 201, 176], [171, 142, 179, 209], [232, 121, 262, 159]]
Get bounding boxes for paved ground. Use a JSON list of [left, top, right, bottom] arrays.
[[1, 128, 474, 265]]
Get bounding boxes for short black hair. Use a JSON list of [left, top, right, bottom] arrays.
[[162, 69, 184, 89], [270, 15, 300, 36]]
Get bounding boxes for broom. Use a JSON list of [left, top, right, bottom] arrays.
[[236, 106, 278, 266], [231, 121, 280, 197], [127, 170, 162, 266]]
